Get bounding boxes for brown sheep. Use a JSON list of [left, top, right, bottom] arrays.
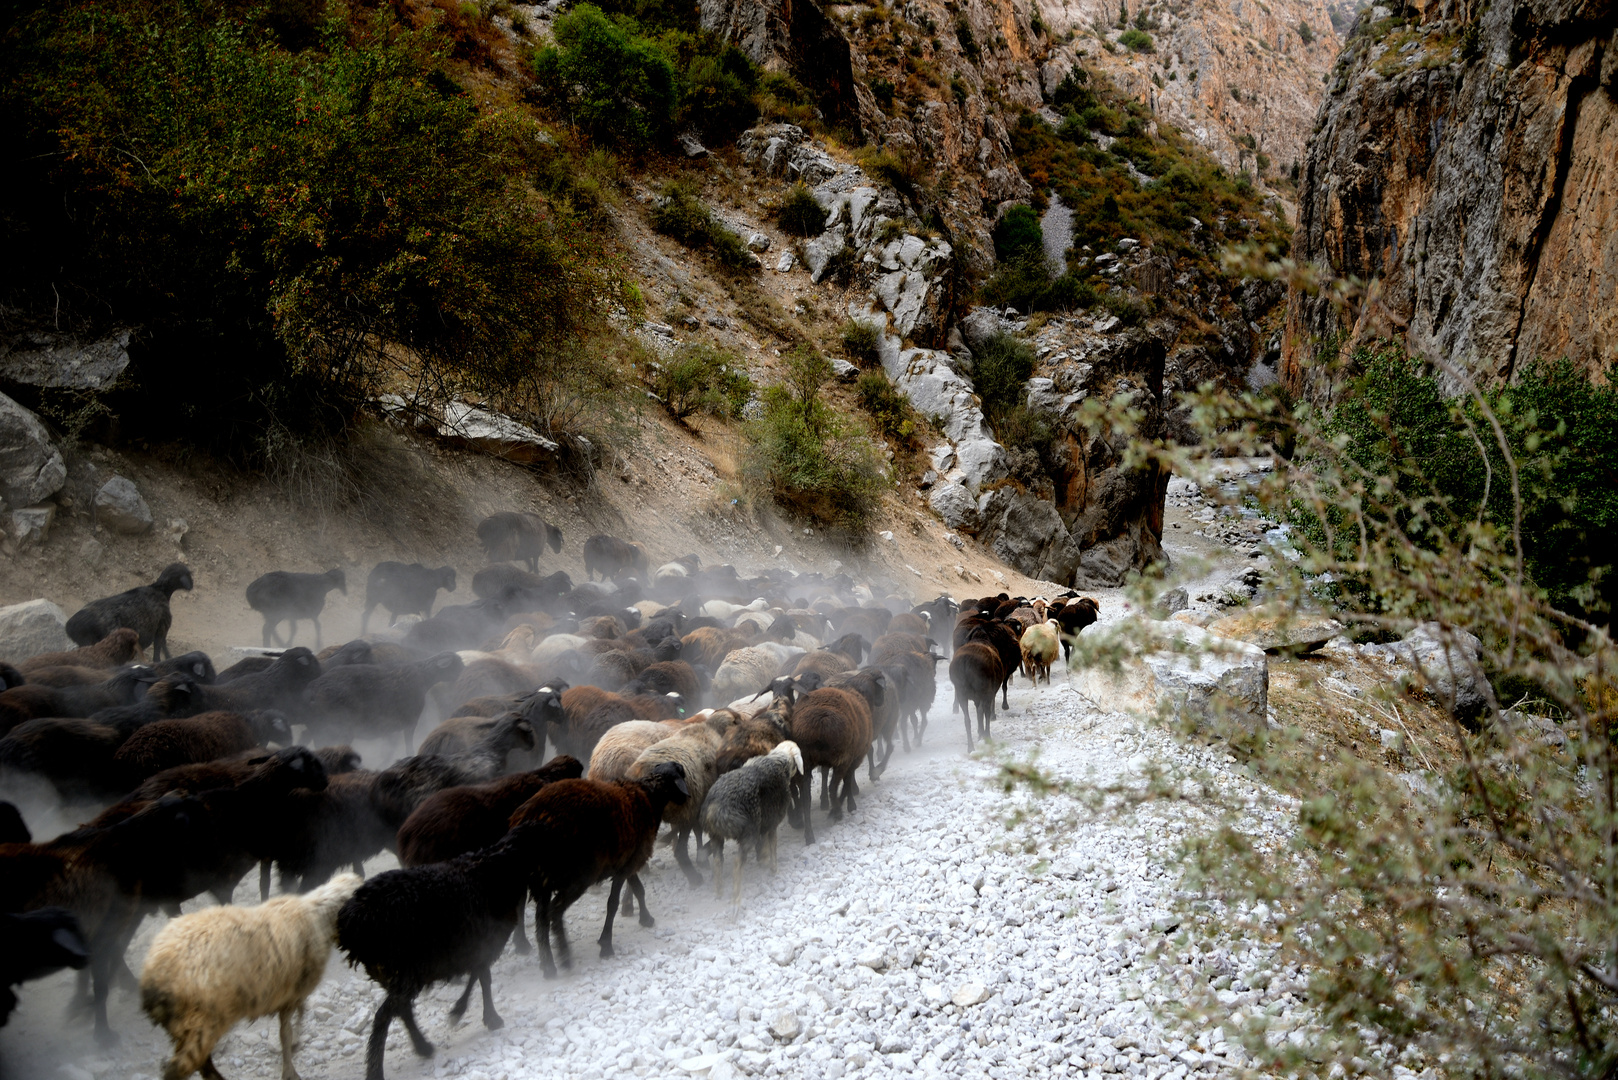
[[680, 627, 750, 672], [950, 642, 1005, 752], [17, 628, 143, 675], [886, 612, 929, 637], [713, 696, 792, 774], [787, 687, 873, 845], [552, 687, 636, 761]]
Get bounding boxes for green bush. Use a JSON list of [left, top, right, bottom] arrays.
[[1306, 346, 1618, 621], [992, 205, 1044, 262], [0, 0, 611, 454], [1118, 28, 1154, 51], [856, 370, 919, 445], [778, 183, 826, 237], [841, 320, 882, 366], [531, 5, 677, 149], [647, 343, 752, 421], [972, 331, 1037, 415], [650, 181, 753, 268], [744, 346, 885, 531], [870, 76, 896, 109], [680, 45, 759, 136], [1297, 19, 1315, 43]]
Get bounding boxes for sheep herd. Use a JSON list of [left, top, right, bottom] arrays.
[[0, 512, 1099, 1080]]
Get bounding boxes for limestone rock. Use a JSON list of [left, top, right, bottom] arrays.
[[802, 225, 848, 283], [0, 598, 74, 660], [746, 232, 771, 253], [0, 329, 131, 390], [94, 476, 154, 535], [1208, 603, 1344, 654], [677, 130, 709, 158], [1363, 621, 1488, 720], [1072, 620, 1269, 731], [767, 1010, 802, 1041], [1284, 0, 1615, 394], [929, 481, 979, 533], [950, 983, 991, 1007], [8, 504, 55, 547], [702, 0, 861, 132], [978, 489, 1083, 584], [830, 358, 859, 381], [736, 125, 845, 187], [0, 391, 66, 507], [436, 402, 559, 463]]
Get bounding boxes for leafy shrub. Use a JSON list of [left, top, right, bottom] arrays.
[[0, 0, 612, 455], [1118, 28, 1154, 51], [650, 182, 753, 268], [972, 332, 1037, 415], [841, 320, 882, 366], [993, 205, 1044, 262], [856, 145, 926, 194], [1296, 19, 1314, 43], [856, 371, 919, 445], [744, 346, 885, 531], [818, 242, 859, 285], [757, 71, 817, 126], [680, 45, 759, 136], [870, 76, 896, 109], [646, 343, 752, 421], [531, 5, 677, 149], [778, 183, 826, 237], [954, 17, 979, 60]]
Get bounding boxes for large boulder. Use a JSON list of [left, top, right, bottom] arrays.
[[435, 402, 559, 464], [1208, 603, 1344, 655], [0, 599, 74, 661], [1072, 620, 1269, 731], [94, 475, 154, 535], [0, 330, 131, 390], [1363, 622, 1488, 720], [0, 391, 66, 508], [977, 489, 1083, 584]]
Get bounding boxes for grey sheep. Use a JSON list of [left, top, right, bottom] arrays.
[[304, 654, 464, 751], [246, 569, 347, 649], [65, 563, 194, 661], [699, 740, 803, 909]]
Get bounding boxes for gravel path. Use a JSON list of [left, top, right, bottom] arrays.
[[1042, 196, 1074, 277], [3, 668, 1301, 1080]]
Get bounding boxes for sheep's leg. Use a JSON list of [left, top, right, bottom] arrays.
[[534, 890, 558, 978], [731, 846, 745, 912], [476, 966, 503, 1030], [963, 700, 975, 753], [263, 618, 275, 649], [711, 838, 726, 900], [618, 885, 636, 918], [628, 874, 654, 927], [448, 974, 476, 1023], [312, 616, 323, 652], [398, 998, 433, 1057], [818, 766, 831, 811], [798, 773, 817, 846], [278, 1008, 303, 1080], [549, 880, 591, 971], [673, 827, 703, 887], [843, 769, 860, 815], [511, 893, 532, 954], [199, 1056, 227, 1080], [259, 860, 273, 901], [90, 952, 117, 1046], [767, 827, 780, 873], [365, 998, 396, 1080], [598, 876, 625, 958]]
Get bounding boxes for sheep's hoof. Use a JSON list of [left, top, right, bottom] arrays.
[[540, 964, 558, 980], [484, 1012, 504, 1031], [512, 936, 531, 955], [94, 1027, 121, 1049], [638, 910, 656, 928], [599, 942, 615, 959]]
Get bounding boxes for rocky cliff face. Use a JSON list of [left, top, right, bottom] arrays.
[[1283, 0, 1617, 396]]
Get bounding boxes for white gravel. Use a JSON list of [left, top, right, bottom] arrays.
[[2, 667, 1306, 1080]]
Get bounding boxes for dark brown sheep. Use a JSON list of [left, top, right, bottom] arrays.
[[17, 628, 143, 675], [787, 687, 873, 845], [949, 642, 1005, 752]]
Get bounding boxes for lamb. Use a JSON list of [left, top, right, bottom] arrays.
[[245, 569, 347, 649], [361, 562, 456, 634], [0, 665, 156, 735], [1019, 619, 1062, 684], [338, 826, 546, 1080], [111, 709, 291, 784], [787, 686, 874, 844], [950, 641, 1006, 752], [65, 562, 194, 661], [510, 762, 690, 977], [140, 873, 363, 1080], [1, 907, 90, 1028], [304, 653, 464, 750], [626, 719, 725, 886], [700, 741, 803, 909], [17, 628, 143, 675], [477, 511, 563, 572], [582, 534, 649, 582]]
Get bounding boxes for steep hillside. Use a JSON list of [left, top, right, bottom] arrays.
[[1282, 0, 1617, 396]]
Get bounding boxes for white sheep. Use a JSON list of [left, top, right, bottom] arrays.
[[587, 719, 683, 781], [712, 643, 804, 701], [141, 873, 363, 1080], [701, 598, 768, 620], [1019, 619, 1062, 685], [530, 632, 590, 666], [652, 562, 690, 584], [633, 600, 671, 619]]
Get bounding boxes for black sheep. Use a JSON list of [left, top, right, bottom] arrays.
[[1, 907, 90, 1027], [949, 641, 1005, 752], [65, 562, 194, 661], [245, 568, 347, 648], [361, 562, 457, 634], [338, 825, 545, 1080], [110, 709, 293, 784], [582, 535, 648, 582], [195, 647, 322, 717], [471, 565, 574, 610], [304, 653, 463, 749], [0, 664, 22, 690], [477, 511, 563, 572], [0, 665, 157, 736], [1052, 596, 1100, 662], [148, 650, 217, 684]]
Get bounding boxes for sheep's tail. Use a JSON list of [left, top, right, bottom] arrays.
[[141, 984, 178, 1027], [303, 872, 364, 928]]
